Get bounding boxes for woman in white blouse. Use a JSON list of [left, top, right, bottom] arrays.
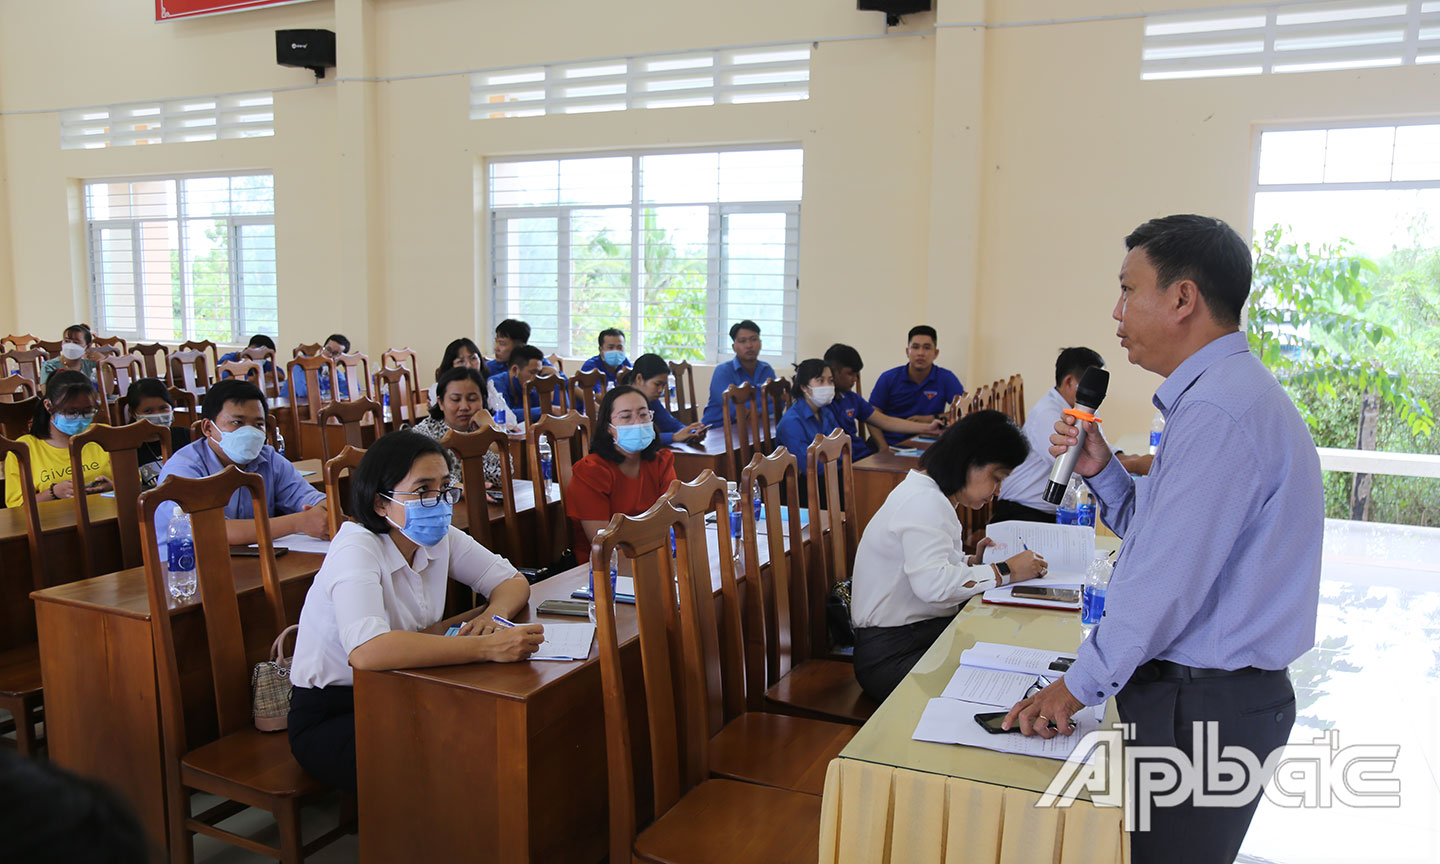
[[850, 410, 1047, 702], [288, 430, 543, 794]]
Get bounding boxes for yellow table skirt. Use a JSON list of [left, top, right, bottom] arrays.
[[819, 758, 1128, 864]]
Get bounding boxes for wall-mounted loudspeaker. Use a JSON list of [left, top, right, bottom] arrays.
[[276, 29, 336, 79], [858, 1, 932, 26]]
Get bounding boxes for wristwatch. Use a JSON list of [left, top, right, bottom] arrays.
[[992, 561, 1011, 585]]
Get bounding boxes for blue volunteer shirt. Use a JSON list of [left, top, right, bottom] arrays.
[[579, 354, 632, 389], [650, 398, 686, 447], [832, 389, 875, 462], [484, 356, 562, 379], [774, 399, 845, 475], [701, 356, 776, 427], [487, 370, 561, 423], [868, 364, 965, 445], [153, 437, 324, 545]]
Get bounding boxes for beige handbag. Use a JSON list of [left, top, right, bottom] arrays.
[[251, 624, 299, 732]]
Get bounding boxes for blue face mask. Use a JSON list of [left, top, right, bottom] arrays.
[[386, 497, 453, 547], [613, 421, 655, 453], [53, 413, 94, 436], [210, 424, 266, 464], [603, 350, 627, 368]]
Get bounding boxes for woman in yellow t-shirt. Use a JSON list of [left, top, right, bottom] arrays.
[[4, 369, 113, 508]]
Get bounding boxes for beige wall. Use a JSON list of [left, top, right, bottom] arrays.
[[0, 0, 1433, 445]]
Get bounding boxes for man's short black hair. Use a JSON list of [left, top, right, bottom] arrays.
[[590, 385, 661, 464], [350, 430, 451, 534], [907, 325, 938, 345], [823, 343, 863, 374], [729, 320, 760, 341], [201, 379, 267, 422], [247, 334, 277, 351], [507, 344, 544, 370], [1124, 214, 1251, 327], [597, 328, 625, 349], [0, 751, 150, 864], [126, 377, 173, 413], [1055, 347, 1105, 388], [790, 359, 830, 399], [918, 409, 1029, 497], [325, 333, 351, 352], [495, 319, 531, 344]]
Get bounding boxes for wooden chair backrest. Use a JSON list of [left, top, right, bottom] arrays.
[[572, 369, 607, 412], [441, 422, 520, 559], [240, 346, 284, 398], [92, 335, 128, 355], [380, 347, 418, 377], [178, 340, 221, 373], [97, 355, 145, 425], [527, 411, 588, 562], [372, 366, 421, 434], [334, 352, 371, 401], [138, 467, 288, 761], [804, 429, 858, 658], [545, 353, 565, 375], [323, 445, 366, 536], [667, 360, 697, 423], [963, 385, 990, 416], [739, 447, 809, 705], [72, 420, 171, 580], [293, 342, 322, 358], [759, 377, 791, 449], [2, 334, 38, 351], [132, 343, 171, 384], [168, 349, 211, 394], [35, 339, 64, 356], [523, 371, 570, 421], [0, 398, 37, 439], [216, 359, 263, 388], [3, 349, 48, 388], [720, 382, 761, 481], [568, 381, 596, 431], [167, 386, 198, 419], [0, 374, 35, 402], [317, 397, 382, 462], [1004, 374, 1026, 424], [0, 434, 49, 590], [288, 355, 338, 423]]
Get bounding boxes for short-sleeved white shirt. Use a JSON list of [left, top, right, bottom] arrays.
[[289, 521, 518, 688]]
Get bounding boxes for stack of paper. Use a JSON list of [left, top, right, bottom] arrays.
[[979, 521, 1094, 609], [532, 622, 596, 661]]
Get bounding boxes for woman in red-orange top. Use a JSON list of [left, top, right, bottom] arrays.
[[566, 385, 677, 555]]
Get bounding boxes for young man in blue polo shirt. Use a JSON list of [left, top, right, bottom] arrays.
[[824, 343, 943, 460], [700, 319, 775, 427], [486, 344, 559, 423], [578, 328, 631, 389], [868, 325, 965, 446]]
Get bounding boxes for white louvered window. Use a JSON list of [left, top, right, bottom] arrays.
[[86, 173, 278, 344], [471, 45, 810, 120], [1142, 0, 1440, 80], [61, 92, 274, 150], [489, 147, 802, 364]]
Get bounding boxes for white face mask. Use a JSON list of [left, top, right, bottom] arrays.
[[809, 385, 835, 407], [61, 342, 87, 361]]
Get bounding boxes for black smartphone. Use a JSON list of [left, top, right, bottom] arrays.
[[1048, 657, 1075, 672], [537, 598, 591, 617], [230, 546, 289, 557], [975, 710, 1056, 734], [1011, 585, 1080, 603]]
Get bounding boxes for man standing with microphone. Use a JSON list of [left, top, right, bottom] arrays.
[[1002, 215, 1323, 863]]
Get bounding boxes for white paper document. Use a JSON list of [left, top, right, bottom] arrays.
[[911, 697, 1101, 761], [980, 583, 1083, 610], [981, 520, 1095, 577], [532, 622, 596, 661], [959, 641, 1077, 677], [940, 665, 1037, 706], [268, 533, 333, 555]]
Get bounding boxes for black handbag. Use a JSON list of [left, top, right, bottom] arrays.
[[825, 579, 856, 647]]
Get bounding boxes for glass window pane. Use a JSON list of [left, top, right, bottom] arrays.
[[185, 219, 232, 343], [238, 224, 278, 337], [570, 208, 633, 353], [503, 216, 560, 349], [558, 157, 632, 207], [491, 160, 560, 208], [1392, 125, 1440, 181], [641, 153, 718, 204], [1323, 127, 1395, 183], [719, 149, 803, 202], [640, 206, 710, 364], [723, 211, 792, 358], [1258, 130, 1327, 185]]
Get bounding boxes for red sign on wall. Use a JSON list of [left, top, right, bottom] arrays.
[[156, 0, 316, 21]]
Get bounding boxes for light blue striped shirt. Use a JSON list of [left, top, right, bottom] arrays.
[[1064, 331, 1324, 706]]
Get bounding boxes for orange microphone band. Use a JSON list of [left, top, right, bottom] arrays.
[[1062, 408, 1102, 423]]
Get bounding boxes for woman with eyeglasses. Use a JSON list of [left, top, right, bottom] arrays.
[[126, 377, 191, 490], [287, 430, 542, 794], [3, 370, 113, 507], [565, 385, 677, 554]]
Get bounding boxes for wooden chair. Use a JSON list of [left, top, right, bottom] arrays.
[[380, 347, 418, 379], [168, 385, 199, 422], [1, 334, 38, 351], [217, 358, 264, 389], [293, 342, 322, 358], [589, 498, 822, 864], [133, 343, 171, 384], [178, 340, 222, 373], [568, 380, 598, 432], [137, 467, 347, 863], [664, 470, 856, 796], [316, 397, 382, 462], [241, 346, 285, 399], [169, 349, 212, 394], [668, 360, 698, 424], [0, 435, 49, 755], [0, 398, 37, 439], [323, 445, 366, 537], [333, 352, 371, 401], [522, 371, 570, 421], [35, 339, 64, 356], [0, 374, 35, 402], [3, 349, 48, 390], [545, 352, 565, 374], [759, 377, 792, 450], [526, 411, 588, 563], [97, 354, 145, 425], [93, 335, 128, 355], [288, 355, 338, 424], [70, 420, 171, 581], [373, 366, 422, 434], [442, 424, 521, 561], [1005, 374, 1026, 425], [571, 369, 607, 415], [720, 382, 762, 482]]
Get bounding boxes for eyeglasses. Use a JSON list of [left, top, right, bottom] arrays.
[[56, 410, 96, 422], [612, 409, 654, 423], [1023, 675, 1056, 700], [384, 486, 462, 507]]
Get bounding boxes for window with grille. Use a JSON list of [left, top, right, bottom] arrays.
[[85, 173, 278, 344], [1142, 0, 1440, 80], [489, 147, 802, 364], [61, 92, 274, 150]]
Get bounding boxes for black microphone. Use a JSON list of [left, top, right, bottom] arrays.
[[1042, 367, 1110, 506]]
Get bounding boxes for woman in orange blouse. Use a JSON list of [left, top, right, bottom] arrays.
[[566, 385, 677, 554]]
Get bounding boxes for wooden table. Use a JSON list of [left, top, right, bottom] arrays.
[[0, 494, 120, 650], [669, 418, 780, 484]]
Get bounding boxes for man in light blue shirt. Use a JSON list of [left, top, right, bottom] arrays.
[[155, 379, 329, 546], [578, 327, 632, 389], [1003, 216, 1323, 864], [700, 320, 775, 428]]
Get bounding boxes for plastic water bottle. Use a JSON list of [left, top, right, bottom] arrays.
[[1080, 551, 1112, 642], [1076, 486, 1095, 528], [273, 426, 286, 458], [1055, 476, 1083, 525], [166, 510, 198, 602], [726, 481, 743, 543], [1149, 411, 1165, 455], [589, 550, 619, 624], [538, 437, 553, 483], [751, 481, 762, 523]]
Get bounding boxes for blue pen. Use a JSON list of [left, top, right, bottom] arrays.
[[1018, 535, 1030, 552], [490, 615, 517, 628]]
